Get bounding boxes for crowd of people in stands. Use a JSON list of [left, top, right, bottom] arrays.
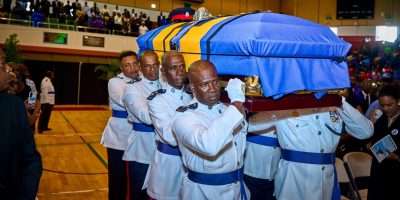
[[347, 37, 400, 85], [3, 0, 169, 35], [335, 36, 400, 157]]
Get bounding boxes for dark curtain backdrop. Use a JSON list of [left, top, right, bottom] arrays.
[[25, 60, 108, 105]]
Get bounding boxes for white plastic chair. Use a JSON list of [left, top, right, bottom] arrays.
[[343, 152, 372, 200], [335, 157, 357, 200]]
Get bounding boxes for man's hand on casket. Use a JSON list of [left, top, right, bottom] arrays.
[[225, 78, 245, 103]]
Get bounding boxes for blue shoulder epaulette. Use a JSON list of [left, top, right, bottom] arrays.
[[114, 75, 124, 79], [127, 77, 142, 84], [147, 89, 166, 100], [176, 102, 198, 112]]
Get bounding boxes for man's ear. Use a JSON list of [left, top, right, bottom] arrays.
[[160, 67, 165, 76], [189, 83, 195, 95]]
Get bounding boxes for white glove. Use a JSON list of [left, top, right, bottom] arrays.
[[225, 78, 245, 103]]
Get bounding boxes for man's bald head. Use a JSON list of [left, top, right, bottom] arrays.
[[161, 50, 186, 89], [188, 60, 216, 83], [139, 50, 158, 63], [139, 50, 160, 81], [188, 60, 220, 106], [161, 50, 183, 68]]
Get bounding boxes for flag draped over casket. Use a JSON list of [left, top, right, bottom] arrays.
[[137, 12, 351, 100]]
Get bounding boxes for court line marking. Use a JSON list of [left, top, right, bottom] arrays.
[[37, 188, 108, 196], [36, 133, 102, 137], [58, 111, 109, 169]]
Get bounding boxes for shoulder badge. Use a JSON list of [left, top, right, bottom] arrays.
[[127, 77, 142, 84], [147, 89, 166, 100], [114, 75, 124, 79], [176, 103, 198, 112]]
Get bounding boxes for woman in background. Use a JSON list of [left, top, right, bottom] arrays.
[[368, 83, 400, 200]]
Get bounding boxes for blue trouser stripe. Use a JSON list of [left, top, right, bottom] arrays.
[[112, 110, 128, 118], [107, 148, 127, 200], [281, 149, 339, 200], [157, 141, 181, 156], [132, 122, 154, 132], [246, 133, 280, 147], [188, 167, 248, 200]]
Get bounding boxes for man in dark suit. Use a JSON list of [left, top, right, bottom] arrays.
[[0, 48, 42, 200]]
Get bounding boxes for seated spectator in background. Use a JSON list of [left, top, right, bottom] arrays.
[[82, 1, 90, 22], [63, 0, 71, 17], [145, 16, 152, 30], [138, 21, 148, 36], [104, 12, 113, 31], [368, 83, 400, 200], [122, 12, 130, 34], [31, 7, 44, 27], [75, 3, 85, 26], [100, 4, 109, 18], [157, 11, 163, 27], [51, 0, 61, 18], [113, 5, 120, 15], [89, 15, 105, 30], [58, 2, 66, 23], [130, 13, 139, 34], [11, 0, 27, 19], [159, 16, 168, 27], [113, 12, 122, 31], [0, 47, 42, 200]]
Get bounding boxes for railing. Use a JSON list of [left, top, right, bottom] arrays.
[[1, 15, 140, 37], [0, 17, 32, 27]]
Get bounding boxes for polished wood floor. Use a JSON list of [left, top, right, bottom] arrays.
[[34, 105, 111, 200]]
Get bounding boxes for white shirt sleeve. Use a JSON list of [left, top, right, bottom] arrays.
[[123, 84, 152, 124], [173, 105, 244, 157], [41, 78, 48, 103], [248, 111, 276, 133], [149, 97, 178, 146], [108, 78, 125, 108], [337, 100, 374, 140]]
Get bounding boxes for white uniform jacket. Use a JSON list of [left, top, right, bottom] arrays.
[[40, 77, 55, 105], [252, 100, 373, 200], [101, 73, 132, 151], [146, 84, 192, 200], [245, 112, 281, 180], [172, 99, 250, 200], [122, 76, 161, 163]]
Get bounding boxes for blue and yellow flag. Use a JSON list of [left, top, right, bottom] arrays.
[[137, 12, 352, 98]]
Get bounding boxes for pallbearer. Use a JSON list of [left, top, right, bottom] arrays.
[[122, 50, 161, 200], [146, 51, 192, 200], [101, 51, 140, 200]]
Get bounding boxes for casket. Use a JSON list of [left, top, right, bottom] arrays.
[[137, 12, 351, 111]]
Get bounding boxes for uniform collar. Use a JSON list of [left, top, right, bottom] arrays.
[[191, 98, 223, 113], [165, 84, 184, 98], [141, 76, 161, 89], [117, 73, 132, 81]]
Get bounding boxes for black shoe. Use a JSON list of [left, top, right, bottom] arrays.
[[38, 130, 43, 134], [43, 128, 52, 131]]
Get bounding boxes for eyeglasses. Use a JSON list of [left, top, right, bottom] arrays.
[[142, 63, 159, 70]]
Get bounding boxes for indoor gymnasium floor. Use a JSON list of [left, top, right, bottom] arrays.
[[34, 105, 111, 200]]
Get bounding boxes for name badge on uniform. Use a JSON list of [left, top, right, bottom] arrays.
[[391, 129, 398, 136], [291, 111, 300, 117], [329, 110, 339, 122]]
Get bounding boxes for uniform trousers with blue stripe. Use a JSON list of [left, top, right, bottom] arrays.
[[127, 161, 150, 200], [107, 148, 127, 200], [243, 174, 276, 200]]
